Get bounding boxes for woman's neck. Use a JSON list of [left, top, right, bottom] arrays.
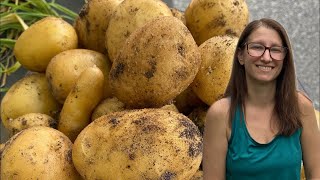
[[245, 79, 276, 107]]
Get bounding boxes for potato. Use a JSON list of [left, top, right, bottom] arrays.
[[6, 113, 57, 137], [13, 16, 78, 72], [109, 16, 201, 108], [1, 73, 61, 129], [72, 109, 202, 179], [58, 67, 104, 142], [185, 0, 249, 45], [174, 86, 206, 115], [74, 0, 123, 53], [188, 107, 208, 134], [106, 0, 173, 62], [192, 35, 238, 105], [1, 127, 81, 179], [46, 49, 111, 104], [91, 97, 125, 121], [160, 103, 179, 113], [171, 8, 186, 25], [190, 170, 203, 180]]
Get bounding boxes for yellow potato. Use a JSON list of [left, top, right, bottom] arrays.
[[185, 0, 249, 45], [171, 8, 186, 25], [6, 113, 57, 137], [1, 127, 81, 179], [106, 0, 173, 62], [192, 35, 238, 105], [188, 106, 208, 134], [74, 0, 123, 53], [73, 109, 202, 179], [46, 49, 112, 104], [91, 97, 126, 121], [174, 86, 206, 115], [14, 16, 78, 72], [1, 73, 61, 129], [58, 67, 104, 142], [160, 103, 179, 113]]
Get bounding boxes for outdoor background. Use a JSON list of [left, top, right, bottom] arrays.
[[1, 0, 319, 142]]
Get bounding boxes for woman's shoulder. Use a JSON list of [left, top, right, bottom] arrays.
[[207, 97, 230, 120], [297, 90, 314, 110]]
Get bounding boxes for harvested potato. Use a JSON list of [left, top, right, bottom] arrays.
[[192, 35, 238, 105], [171, 8, 186, 25], [1, 127, 81, 179], [190, 170, 203, 180], [174, 86, 206, 115], [188, 107, 208, 134], [160, 103, 179, 113], [74, 0, 123, 53], [58, 67, 104, 142], [106, 0, 173, 62], [46, 49, 111, 104], [14, 16, 78, 72], [1, 73, 61, 129], [6, 113, 57, 137], [185, 0, 249, 45], [73, 109, 202, 179], [109, 16, 201, 108], [91, 97, 125, 121]]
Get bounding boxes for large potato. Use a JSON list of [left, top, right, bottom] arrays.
[[72, 109, 202, 179], [1, 73, 61, 129], [185, 0, 249, 45], [1, 127, 81, 179], [58, 67, 104, 142], [106, 0, 173, 62], [6, 113, 57, 137], [14, 16, 78, 72], [109, 16, 201, 108], [192, 35, 238, 105], [74, 0, 123, 53], [46, 49, 112, 104]]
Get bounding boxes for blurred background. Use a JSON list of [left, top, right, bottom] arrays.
[[1, 0, 319, 142]]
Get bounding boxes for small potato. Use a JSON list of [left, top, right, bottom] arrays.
[[1, 127, 81, 179], [171, 8, 186, 25], [160, 103, 179, 113], [46, 49, 112, 104], [106, 0, 173, 62], [14, 16, 78, 72], [174, 86, 206, 115], [73, 109, 202, 179], [58, 67, 104, 142], [91, 97, 125, 121], [1, 73, 61, 129], [74, 0, 123, 53], [6, 113, 57, 137], [185, 0, 249, 45], [190, 170, 203, 180], [192, 35, 238, 105], [188, 107, 208, 134]]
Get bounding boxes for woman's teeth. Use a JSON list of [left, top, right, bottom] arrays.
[[257, 65, 272, 71]]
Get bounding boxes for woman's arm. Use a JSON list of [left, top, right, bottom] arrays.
[[203, 98, 230, 180], [299, 93, 320, 179]]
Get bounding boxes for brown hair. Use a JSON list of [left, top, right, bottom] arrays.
[[224, 18, 302, 136]]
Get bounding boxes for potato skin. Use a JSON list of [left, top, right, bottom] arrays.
[[1, 127, 81, 179], [6, 113, 57, 137], [91, 97, 125, 121], [109, 16, 201, 108], [46, 49, 111, 104], [192, 35, 238, 105], [58, 67, 104, 142], [14, 16, 78, 72], [185, 0, 249, 45], [1, 73, 61, 129], [74, 0, 123, 53], [73, 109, 202, 180], [106, 0, 173, 62]]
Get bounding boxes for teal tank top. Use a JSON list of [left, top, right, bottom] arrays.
[[226, 106, 302, 180]]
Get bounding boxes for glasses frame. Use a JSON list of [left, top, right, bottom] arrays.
[[244, 42, 288, 61]]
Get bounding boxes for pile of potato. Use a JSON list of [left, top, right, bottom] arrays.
[[0, 0, 250, 179]]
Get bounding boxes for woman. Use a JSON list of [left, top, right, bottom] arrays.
[[203, 18, 320, 179]]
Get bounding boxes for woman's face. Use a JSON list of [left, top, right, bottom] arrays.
[[238, 26, 284, 84]]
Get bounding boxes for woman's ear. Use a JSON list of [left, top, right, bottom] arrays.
[[237, 49, 244, 65]]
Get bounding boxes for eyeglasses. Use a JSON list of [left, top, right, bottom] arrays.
[[244, 42, 288, 61]]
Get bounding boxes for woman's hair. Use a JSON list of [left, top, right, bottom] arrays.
[[224, 18, 302, 136]]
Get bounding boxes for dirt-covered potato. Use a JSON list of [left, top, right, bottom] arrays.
[[74, 0, 123, 53], [13, 16, 78, 72], [73, 109, 202, 179], [174, 86, 206, 115], [171, 8, 186, 25], [6, 113, 57, 137], [46, 49, 112, 104], [91, 97, 125, 121], [192, 35, 238, 105], [1, 127, 81, 179], [1, 73, 61, 129], [190, 170, 203, 180], [58, 67, 104, 142], [106, 0, 173, 62], [160, 103, 179, 113], [185, 0, 249, 45], [109, 16, 201, 108], [188, 107, 208, 134]]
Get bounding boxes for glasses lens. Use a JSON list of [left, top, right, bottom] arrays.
[[247, 43, 287, 60], [270, 47, 287, 60], [247, 43, 265, 57]]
